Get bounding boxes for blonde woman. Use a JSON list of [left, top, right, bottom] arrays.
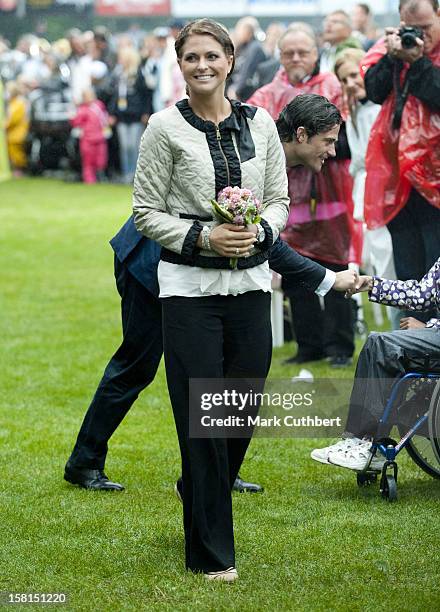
[[108, 46, 152, 183], [334, 48, 398, 327]]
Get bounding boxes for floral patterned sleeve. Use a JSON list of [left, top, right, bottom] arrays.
[[369, 258, 440, 323], [426, 318, 440, 329]]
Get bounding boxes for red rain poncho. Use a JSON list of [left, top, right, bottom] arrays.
[[248, 69, 362, 265], [362, 39, 440, 229]]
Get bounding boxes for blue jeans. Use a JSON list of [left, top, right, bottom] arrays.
[[116, 121, 144, 181]]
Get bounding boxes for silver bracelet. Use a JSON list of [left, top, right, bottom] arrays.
[[201, 225, 211, 250]]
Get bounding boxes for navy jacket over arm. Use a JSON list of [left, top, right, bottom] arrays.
[[110, 216, 161, 297]]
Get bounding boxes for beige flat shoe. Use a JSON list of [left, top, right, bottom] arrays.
[[174, 479, 183, 503], [204, 567, 238, 582]]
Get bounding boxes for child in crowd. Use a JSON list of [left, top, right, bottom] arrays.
[[70, 87, 109, 184], [5, 80, 29, 176]]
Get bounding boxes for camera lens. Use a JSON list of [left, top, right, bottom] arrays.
[[401, 32, 417, 48], [399, 26, 423, 49]]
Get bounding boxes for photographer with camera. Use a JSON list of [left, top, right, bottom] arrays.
[[360, 0, 440, 323]]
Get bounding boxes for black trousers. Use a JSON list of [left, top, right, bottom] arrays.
[[161, 291, 272, 573], [345, 328, 440, 438], [69, 257, 163, 469], [387, 189, 440, 322], [284, 258, 354, 359]]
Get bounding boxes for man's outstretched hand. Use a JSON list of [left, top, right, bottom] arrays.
[[344, 274, 373, 298], [333, 269, 358, 293]]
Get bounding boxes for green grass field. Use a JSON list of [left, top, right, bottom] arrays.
[[1, 178, 439, 611]]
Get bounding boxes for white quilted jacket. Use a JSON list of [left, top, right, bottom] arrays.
[[132, 100, 289, 269]]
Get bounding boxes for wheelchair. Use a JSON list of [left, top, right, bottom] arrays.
[[354, 355, 440, 502]]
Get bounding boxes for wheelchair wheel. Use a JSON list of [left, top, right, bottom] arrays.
[[381, 475, 397, 502], [401, 434, 440, 479], [356, 472, 377, 487], [428, 379, 440, 467], [397, 378, 440, 479]]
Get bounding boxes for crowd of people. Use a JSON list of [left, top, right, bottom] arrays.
[[0, 6, 380, 182], [2, 0, 439, 583]]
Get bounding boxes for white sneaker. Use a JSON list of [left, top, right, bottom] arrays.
[[310, 437, 364, 464], [328, 440, 385, 471], [204, 567, 238, 582]]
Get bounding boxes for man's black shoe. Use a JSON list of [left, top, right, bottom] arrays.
[[233, 475, 264, 493], [283, 353, 324, 365], [330, 355, 353, 368], [64, 462, 125, 491]]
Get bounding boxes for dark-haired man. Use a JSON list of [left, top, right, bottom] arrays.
[[362, 0, 440, 325], [64, 94, 357, 492], [276, 93, 341, 172]]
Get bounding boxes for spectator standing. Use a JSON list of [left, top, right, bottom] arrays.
[[5, 80, 29, 175], [20, 37, 51, 87], [320, 11, 363, 72], [150, 27, 170, 112], [263, 22, 286, 59], [70, 87, 109, 184], [351, 3, 379, 50], [66, 29, 93, 105], [140, 35, 162, 113], [228, 16, 267, 100], [108, 46, 152, 184], [0, 78, 11, 182], [248, 28, 360, 366], [93, 26, 116, 72], [362, 0, 440, 323], [159, 20, 186, 108], [335, 48, 399, 328], [253, 21, 287, 89]]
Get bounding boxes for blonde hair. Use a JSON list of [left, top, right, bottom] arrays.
[[6, 80, 22, 98], [334, 48, 366, 80], [334, 48, 367, 133], [117, 46, 140, 77]]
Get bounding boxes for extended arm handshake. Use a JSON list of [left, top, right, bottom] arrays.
[[344, 272, 439, 330]]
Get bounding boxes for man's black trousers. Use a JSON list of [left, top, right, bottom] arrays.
[[68, 257, 163, 469]]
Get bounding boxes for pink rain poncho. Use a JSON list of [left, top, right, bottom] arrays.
[[362, 39, 440, 229]]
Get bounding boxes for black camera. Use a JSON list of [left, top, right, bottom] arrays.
[[398, 26, 424, 49]]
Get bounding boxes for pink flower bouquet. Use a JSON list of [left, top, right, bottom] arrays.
[[211, 186, 263, 269]]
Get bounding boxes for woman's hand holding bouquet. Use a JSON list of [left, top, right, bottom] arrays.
[[210, 186, 262, 268]]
